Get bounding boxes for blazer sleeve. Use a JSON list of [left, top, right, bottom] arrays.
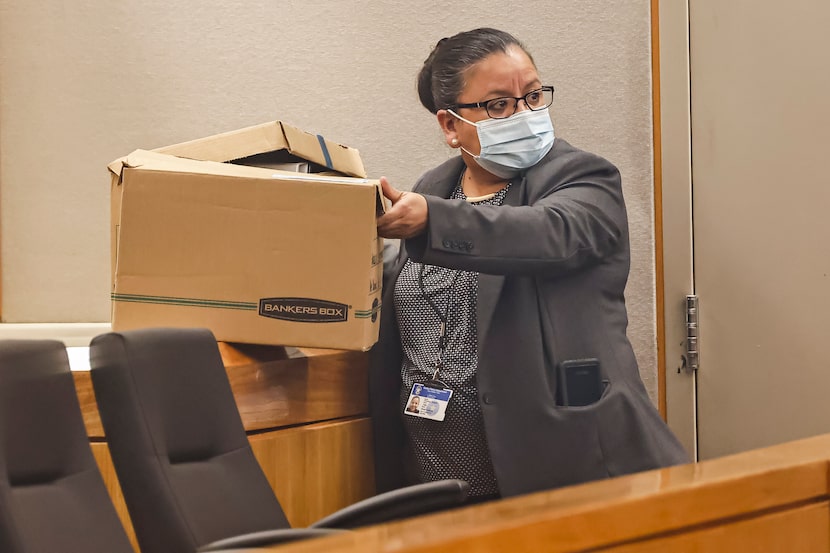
[[405, 146, 626, 277]]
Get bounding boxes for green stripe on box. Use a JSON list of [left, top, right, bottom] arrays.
[[111, 293, 257, 311], [354, 306, 382, 319]]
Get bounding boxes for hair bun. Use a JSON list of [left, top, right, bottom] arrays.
[[417, 28, 528, 115]]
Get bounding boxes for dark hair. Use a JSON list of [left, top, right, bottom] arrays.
[[417, 28, 535, 114]]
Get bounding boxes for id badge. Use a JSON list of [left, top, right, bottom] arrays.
[[404, 382, 453, 421]]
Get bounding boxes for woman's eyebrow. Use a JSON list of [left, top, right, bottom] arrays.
[[482, 80, 543, 98]]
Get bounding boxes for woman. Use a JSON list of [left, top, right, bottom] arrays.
[[373, 27, 688, 501]]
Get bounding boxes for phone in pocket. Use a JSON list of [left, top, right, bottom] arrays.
[[556, 358, 603, 407]]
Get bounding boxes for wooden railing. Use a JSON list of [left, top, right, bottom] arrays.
[[249, 432, 830, 552], [74, 343, 830, 552]]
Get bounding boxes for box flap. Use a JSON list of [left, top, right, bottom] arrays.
[[122, 149, 272, 179], [117, 150, 379, 190], [153, 121, 287, 163], [147, 120, 366, 178], [107, 157, 128, 180], [280, 122, 367, 178]]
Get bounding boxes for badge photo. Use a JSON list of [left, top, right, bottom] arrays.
[[404, 382, 453, 422]]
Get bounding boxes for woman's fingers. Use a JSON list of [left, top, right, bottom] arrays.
[[380, 176, 405, 205], [377, 178, 428, 239]]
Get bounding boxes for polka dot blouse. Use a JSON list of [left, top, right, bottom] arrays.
[[393, 181, 510, 497]]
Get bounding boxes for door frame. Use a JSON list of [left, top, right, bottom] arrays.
[[654, 0, 697, 459]]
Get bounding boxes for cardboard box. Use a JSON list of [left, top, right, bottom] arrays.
[[108, 121, 384, 351]]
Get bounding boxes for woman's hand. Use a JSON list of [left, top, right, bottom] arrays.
[[376, 177, 428, 239]]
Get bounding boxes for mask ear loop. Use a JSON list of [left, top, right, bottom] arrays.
[[446, 111, 479, 159], [447, 109, 477, 127]]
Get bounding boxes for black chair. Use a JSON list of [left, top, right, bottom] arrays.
[[0, 339, 134, 553], [89, 327, 469, 553]]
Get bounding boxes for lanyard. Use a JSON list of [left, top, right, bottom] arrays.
[[418, 263, 461, 381]]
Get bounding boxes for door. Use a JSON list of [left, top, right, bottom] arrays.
[[662, 0, 830, 460]]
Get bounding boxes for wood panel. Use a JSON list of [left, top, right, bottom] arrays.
[[650, 0, 667, 420], [75, 370, 105, 436], [91, 418, 374, 552], [250, 417, 375, 528], [602, 502, 830, 553], [75, 344, 368, 438], [251, 432, 830, 553], [221, 344, 369, 433], [90, 443, 139, 552]]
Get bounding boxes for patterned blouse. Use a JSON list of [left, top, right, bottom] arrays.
[[393, 181, 510, 497]]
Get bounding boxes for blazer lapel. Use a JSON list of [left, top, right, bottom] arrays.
[[397, 159, 528, 354], [476, 174, 526, 351], [419, 157, 465, 198]]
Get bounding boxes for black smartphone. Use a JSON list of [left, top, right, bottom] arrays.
[[556, 358, 603, 407]]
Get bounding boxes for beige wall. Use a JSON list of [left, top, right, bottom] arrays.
[[0, 1, 659, 398]]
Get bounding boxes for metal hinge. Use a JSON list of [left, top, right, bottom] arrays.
[[685, 295, 699, 372]]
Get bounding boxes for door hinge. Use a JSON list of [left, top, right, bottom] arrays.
[[685, 295, 699, 372]]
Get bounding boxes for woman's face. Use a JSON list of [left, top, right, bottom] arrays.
[[439, 45, 542, 157]]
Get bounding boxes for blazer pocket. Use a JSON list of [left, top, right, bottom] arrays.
[[555, 379, 612, 412], [543, 381, 615, 483]]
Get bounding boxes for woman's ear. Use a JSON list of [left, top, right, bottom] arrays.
[[437, 109, 460, 148]]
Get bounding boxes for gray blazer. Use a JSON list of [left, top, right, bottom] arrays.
[[369, 138, 689, 497]]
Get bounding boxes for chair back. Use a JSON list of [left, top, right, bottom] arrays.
[[0, 339, 132, 553], [89, 328, 289, 553]]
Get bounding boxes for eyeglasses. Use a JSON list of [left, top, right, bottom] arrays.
[[448, 86, 554, 119]]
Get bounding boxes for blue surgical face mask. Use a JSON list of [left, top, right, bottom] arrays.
[[449, 108, 555, 179]]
